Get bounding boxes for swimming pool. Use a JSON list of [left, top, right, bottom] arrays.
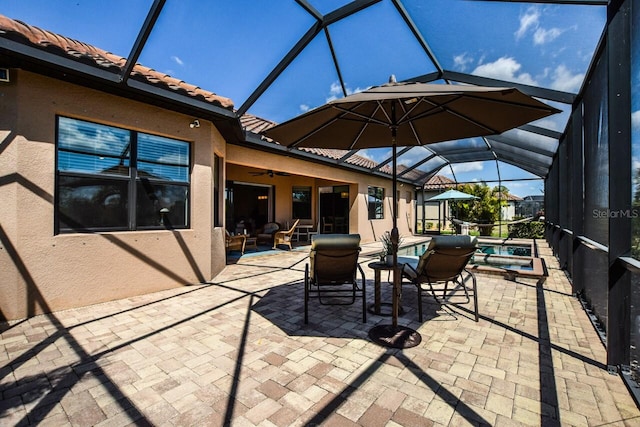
[[397, 241, 533, 259], [394, 238, 546, 282]]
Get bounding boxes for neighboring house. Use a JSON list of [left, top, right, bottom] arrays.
[[516, 195, 545, 218], [0, 15, 412, 320], [416, 175, 456, 232], [500, 193, 523, 221]]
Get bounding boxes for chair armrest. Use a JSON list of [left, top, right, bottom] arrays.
[[401, 261, 419, 280]]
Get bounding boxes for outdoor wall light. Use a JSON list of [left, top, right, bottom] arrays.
[[189, 119, 200, 128]]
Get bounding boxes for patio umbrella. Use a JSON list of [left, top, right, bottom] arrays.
[[263, 76, 560, 347], [427, 189, 478, 202], [427, 189, 478, 233]]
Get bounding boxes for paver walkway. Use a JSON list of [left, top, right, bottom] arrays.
[[1, 238, 639, 426]]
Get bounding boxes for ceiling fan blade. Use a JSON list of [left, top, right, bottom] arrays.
[[248, 169, 289, 177]]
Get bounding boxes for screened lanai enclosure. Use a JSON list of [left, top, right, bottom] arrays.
[[2, 0, 640, 404]]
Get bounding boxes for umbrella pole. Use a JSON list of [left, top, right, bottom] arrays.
[[367, 113, 421, 349], [391, 139, 399, 329]]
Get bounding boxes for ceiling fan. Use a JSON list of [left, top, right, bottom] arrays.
[[249, 169, 290, 178]]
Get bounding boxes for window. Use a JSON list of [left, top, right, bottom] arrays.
[[292, 186, 312, 219], [56, 116, 190, 233], [368, 186, 384, 220]]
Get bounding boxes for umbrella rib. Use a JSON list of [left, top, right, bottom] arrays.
[[398, 92, 558, 135], [332, 102, 391, 127], [287, 101, 382, 148], [349, 120, 370, 150], [397, 99, 426, 146], [286, 115, 342, 148], [333, 102, 392, 149], [410, 95, 549, 134], [404, 96, 502, 134], [461, 91, 560, 114]]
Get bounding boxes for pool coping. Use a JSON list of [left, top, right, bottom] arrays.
[[471, 237, 548, 284]]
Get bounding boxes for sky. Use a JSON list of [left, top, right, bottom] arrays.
[[1, 0, 609, 198]]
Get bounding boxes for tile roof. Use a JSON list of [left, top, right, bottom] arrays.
[[423, 174, 456, 190], [0, 14, 234, 110], [240, 113, 277, 135], [499, 192, 523, 201], [0, 13, 400, 180], [0, 14, 458, 188], [298, 147, 394, 174], [240, 113, 394, 173]]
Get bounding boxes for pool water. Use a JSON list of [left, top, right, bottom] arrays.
[[396, 242, 532, 257], [395, 241, 535, 271], [397, 243, 429, 257], [477, 244, 532, 257]]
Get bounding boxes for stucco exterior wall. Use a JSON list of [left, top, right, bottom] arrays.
[[0, 70, 227, 321], [226, 145, 414, 244]]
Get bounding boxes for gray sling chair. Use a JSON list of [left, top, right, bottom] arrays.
[[304, 234, 366, 324], [401, 235, 479, 322]]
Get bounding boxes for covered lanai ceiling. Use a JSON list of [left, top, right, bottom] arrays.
[[0, 0, 607, 195]]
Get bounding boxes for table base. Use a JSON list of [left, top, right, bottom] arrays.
[[368, 324, 422, 349]]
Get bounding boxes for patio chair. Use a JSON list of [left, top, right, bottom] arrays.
[[305, 234, 366, 324], [401, 235, 479, 322], [273, 219, 300, 249], [257, 222, 280, 246], [322, 217, 334, 233], [307, 221, 320, 239], [225, 230, 247, 254]]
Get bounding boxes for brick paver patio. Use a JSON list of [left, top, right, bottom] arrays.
[[2, 238, 639, 426]]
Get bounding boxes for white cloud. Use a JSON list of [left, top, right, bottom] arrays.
[[59, 118, 128, 152], [452, 162, 483, 174], [632, 110, 640, 131], [533, 27, 562, 45], [515, 6, 566, 47], [326, 81, 369, 103], [453, 53, 473, 72], [550, 65, 584, 93], [299, 104, 310, 113], [515, 7, 540, 40], [330, 81, 342, 95], [326, 82, 343, 102], [171, 56, 184, 66], [472, 57, 537, 86]]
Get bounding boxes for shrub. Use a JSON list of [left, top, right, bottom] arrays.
[[454, 183, 506, 236], [508, 221, 544, 239]]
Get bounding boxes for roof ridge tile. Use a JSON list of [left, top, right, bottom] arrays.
[[0, 14, 234, 110]]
